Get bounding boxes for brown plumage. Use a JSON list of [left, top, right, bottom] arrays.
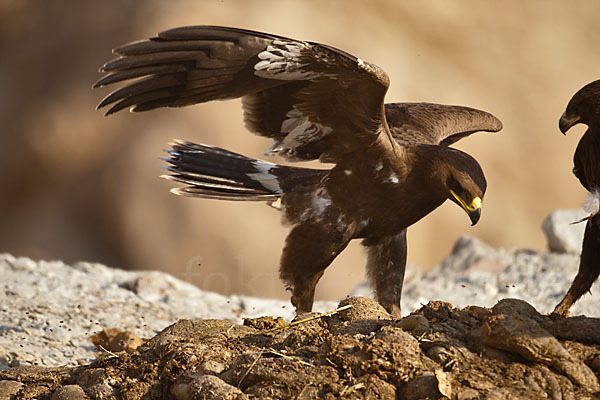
[[553, 79, 600, 316], [95, 26, 502, 316]]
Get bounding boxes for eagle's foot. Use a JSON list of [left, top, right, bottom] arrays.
[[290, 291, 315, 315], [552, 294, 573, 317], [382, 303, 402, 318]]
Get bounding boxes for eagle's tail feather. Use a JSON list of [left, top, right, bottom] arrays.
[[162, 140, 283, 202]]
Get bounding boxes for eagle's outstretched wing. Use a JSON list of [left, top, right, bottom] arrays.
[[95, 26, 393, 163], [385, 102, 502, 147]]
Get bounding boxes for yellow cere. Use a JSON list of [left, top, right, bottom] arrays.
[[469, 197, 482, 211], [451, 190, 482, 212], [561, 112, 580, 125]]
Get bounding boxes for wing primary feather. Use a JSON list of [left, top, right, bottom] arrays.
[[156, 25, 286, 41], [96, 25, 393, 164], [93, 64, 188, 88]]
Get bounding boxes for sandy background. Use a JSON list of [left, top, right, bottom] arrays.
[[1, 0, 597, 301]]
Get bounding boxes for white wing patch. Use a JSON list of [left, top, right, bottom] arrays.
[[280, 108, 332, 148], [264, 108, 333, 156], [254, 40, 322, 80], [246, 160, 282, 193]]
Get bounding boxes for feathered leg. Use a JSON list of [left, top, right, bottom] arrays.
[[280, 221, 353, 313], [553, 214, 600, 316], [362, 230, 407, 317]]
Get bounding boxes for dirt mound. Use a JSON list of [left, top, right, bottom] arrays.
[[1, 297, 599, 399]]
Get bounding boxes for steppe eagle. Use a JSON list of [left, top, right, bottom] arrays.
[[554, 79, 600, 316], [95, 26, 502, 316]]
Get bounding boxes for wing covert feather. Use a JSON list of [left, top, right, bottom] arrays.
[[385, 103, 502, 147]]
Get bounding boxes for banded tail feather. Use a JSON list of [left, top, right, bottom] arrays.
[[162, 140, 284, 201]]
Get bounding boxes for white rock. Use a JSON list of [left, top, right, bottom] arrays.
[[2, 218, 599, 369], [542, 209, 587, 254]]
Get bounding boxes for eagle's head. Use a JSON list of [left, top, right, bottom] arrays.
[[436, 147, 486, 226], [560, 79, 600, 134]]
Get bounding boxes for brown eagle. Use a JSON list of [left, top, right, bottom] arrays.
[[553, 79, 600, 316], [95, 26, 502, 316]]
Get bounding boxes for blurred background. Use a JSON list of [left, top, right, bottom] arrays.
[[1, 0, 598, 302]]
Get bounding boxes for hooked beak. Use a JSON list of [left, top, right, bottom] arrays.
[[559, 112, 580, 134], [467, 207, 481, 226], [450, 190, 482, 226]]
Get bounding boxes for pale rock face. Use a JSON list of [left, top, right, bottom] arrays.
[[2, 209, 600, 370], [541, 209, 587, 254]]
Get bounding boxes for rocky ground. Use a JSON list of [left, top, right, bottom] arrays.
[[1, 210, 599, 399]]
